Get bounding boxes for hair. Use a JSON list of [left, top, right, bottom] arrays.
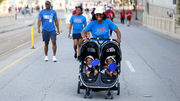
[[85, 8, 89, 11], [92, 13, 107, 20], [76, 6, 83, 11]]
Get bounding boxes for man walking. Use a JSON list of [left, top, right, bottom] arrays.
[[38, 1, 60, 62], [120, 9, 125, 24], [126, 9, 132, 26]]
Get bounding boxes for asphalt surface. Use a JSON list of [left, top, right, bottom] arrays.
[[0, 13, 180, 101]]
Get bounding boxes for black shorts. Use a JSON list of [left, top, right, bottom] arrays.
[[127, 18, 131, 21], [73, 34, 82, 39]]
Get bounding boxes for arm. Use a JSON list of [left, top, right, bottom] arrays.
[[113, 11, 115, 18], [37, 18, 42, 33], [84, 24, 87, 28], [81, 30, 87, 41], [68, 23, 73, 38], [54, 18, 60, 35], [114, 28, 121, 43]]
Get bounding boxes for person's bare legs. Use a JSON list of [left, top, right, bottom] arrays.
[[44, 42, 49, 56], [73, 39, 78, 58], [51, 40, 57, 56], [86, 70, 91, 77], [77, 38, 82, 56], [94, 69, 98, 76]]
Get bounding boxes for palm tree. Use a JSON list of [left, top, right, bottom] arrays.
[[0, 0, 5, 5]]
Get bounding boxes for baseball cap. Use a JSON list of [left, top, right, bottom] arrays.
[[94, 8, 104, 14], [45, 1, 51, 5], [84, 55, 94, 64], [105, 56, 116, 64]]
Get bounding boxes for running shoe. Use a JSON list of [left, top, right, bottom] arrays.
[[74, 52, 77, 59], [52, 56, 57, 62], [44, 56, 48, 62]]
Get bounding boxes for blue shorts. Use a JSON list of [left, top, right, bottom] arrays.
[[42, 30, 57, 42]]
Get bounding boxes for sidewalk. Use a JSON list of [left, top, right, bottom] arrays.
[[131, 10, 143, 26], [0, 13, 38, 34]]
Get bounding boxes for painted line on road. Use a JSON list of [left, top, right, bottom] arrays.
[[125, 60, 136, 72], [0, 29, 68, 73]]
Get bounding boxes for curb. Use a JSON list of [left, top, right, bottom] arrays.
[[0, 21, 35, 34]]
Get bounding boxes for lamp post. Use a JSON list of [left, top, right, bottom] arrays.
[[135, 0, 138, 20]]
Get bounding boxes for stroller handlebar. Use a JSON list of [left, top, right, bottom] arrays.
[[87, 38, 118, 46]]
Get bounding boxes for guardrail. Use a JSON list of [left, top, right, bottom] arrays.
[[143, 13, 180, 35], [0, 14, 16, 27]]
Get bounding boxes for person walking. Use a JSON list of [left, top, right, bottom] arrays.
[[69, 6, 87, 60], [83, 8, 92, 38], [120, 9, 125, 24], [81, 8, 121, 44], [38, 1, 60, 62], [104, 7, 115, 37], [72, 6, 83, 15], [126, 9, 132, 26]]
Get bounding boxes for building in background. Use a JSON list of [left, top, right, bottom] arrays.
[[143, 0, 180, 39], [144, 0, 177, 17]]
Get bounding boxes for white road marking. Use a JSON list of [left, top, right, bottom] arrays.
[[125, 60, 136, 72]]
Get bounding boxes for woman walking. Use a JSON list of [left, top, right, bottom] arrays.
[[69, 6, 87, 59], [81, 8, 121, 44]]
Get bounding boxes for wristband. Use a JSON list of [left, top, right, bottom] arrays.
[[83, 37, 87, 40], [117, 38, 121, 41]]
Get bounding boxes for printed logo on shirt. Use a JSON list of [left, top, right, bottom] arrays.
[[95, 26, 107, 36], [43, 13, 53, 23], [74, 18, 82, 23], [96, 26, 105, 31]]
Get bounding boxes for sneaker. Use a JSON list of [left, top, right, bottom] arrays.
[[74, 52, 77, 59], [52, 56, 57, 62], [44, 56, 48, 62], [77, 56, 80, 61]]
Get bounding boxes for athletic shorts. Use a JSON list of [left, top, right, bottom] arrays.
[[127, 18, 131, 21], [73, 34, 82, 39], [42, 30, 57, 42]]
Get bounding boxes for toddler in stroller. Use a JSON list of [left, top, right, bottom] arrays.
[[102, 56, 118, 77], [83, 55, 98, 77]]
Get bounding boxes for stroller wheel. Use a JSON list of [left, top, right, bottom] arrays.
[[84, 88, 92, 99], [89, 89, 92, 99], [117, 82, 120, 95], [77, 81, 80, 94], [111, 95, 113, 99], [105, 89, 113, 99]]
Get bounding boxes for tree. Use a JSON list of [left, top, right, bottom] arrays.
[[0, 0, 5, 5], [177, 0, 180, 14]]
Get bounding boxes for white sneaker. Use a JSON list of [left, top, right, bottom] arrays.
[[52, 56, 57, 62], [44, 56, 48, 62]]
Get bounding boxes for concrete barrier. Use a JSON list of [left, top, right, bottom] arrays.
[[0, 14, 16, 27], [143, 13, 180, 39]]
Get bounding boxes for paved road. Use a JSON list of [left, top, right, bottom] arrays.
[[0, 16, 180, 101]]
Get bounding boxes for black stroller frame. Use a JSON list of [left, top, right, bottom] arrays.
[[77, 38, 122, 99]]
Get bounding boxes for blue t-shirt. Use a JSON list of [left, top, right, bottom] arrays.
[[84, 19, 117, 38], [38, 9, 57, 31], [69, 14, 87, 34]]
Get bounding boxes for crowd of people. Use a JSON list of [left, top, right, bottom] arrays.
[[37, 1, 134, 62]]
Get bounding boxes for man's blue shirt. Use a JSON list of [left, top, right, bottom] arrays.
[[69, 14, 87, 34], [84, 19, 117, 38], [38, 9, 57, 31]]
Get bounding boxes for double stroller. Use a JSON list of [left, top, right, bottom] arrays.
[[77, 38, 122, 99]]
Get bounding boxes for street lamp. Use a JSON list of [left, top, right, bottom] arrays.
[[135, 0, 138, 20]]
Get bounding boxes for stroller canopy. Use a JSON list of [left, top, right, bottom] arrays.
[[79, 41, 100, 64]]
